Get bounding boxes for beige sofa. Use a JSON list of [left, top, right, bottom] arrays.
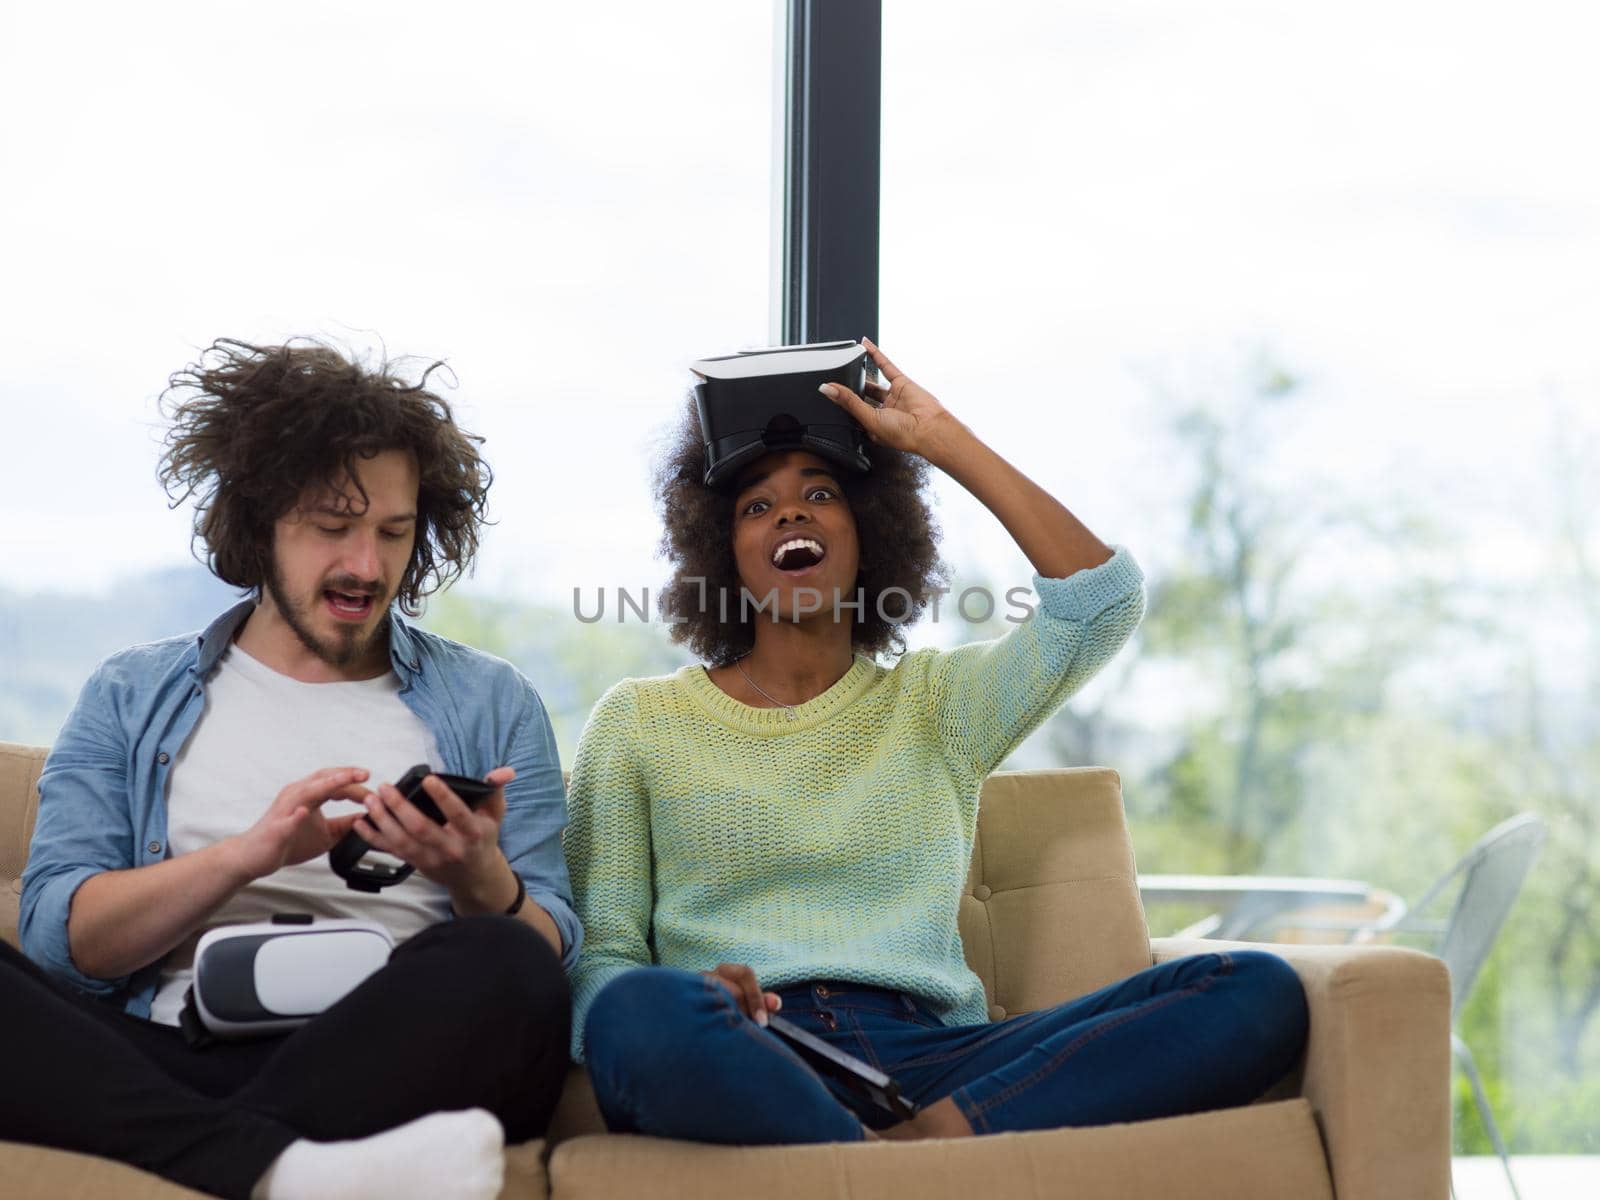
[[1, 741, 1451, 1199]]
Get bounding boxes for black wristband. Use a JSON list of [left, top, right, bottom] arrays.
[[503, 870, 527, 916], [450, 867, 526, 918]]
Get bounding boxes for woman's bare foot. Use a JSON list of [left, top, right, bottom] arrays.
[[875, 1097, 974, 1141]]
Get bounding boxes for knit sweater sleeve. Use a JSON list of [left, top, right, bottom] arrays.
[[925, 545, 1146, 778], [564, 679, 653, 1061]]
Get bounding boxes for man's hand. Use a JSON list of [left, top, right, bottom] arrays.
[[704, 962, 783, 1026], [354, 766, 519, 912], [225, 766, 371, 883]]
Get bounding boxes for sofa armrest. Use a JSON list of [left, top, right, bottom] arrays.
[[1151, 936, 1451, 1200]]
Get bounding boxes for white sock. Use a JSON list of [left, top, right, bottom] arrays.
[[252, 1109, 505, 1200]]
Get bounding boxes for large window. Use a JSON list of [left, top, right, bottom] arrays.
[[882, 0, 1600, 1164], [4, 0, 1596, 1174], [1, 1, 775, 741]]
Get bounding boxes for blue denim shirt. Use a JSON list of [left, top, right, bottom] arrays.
[[19, 600, 582, 1016]]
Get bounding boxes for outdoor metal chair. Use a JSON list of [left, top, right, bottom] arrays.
[[1261, 814, 1548, 1200]]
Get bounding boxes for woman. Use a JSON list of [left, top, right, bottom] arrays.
[[566, 340, 1307, 1143]]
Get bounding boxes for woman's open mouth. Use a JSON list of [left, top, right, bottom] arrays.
[[324, 589, 376, 622], [771, 537, 826, 576]]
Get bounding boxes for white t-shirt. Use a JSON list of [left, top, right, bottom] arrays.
[[149, 644, 451, 1026]]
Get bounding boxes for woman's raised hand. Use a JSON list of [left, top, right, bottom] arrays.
[[819, 337, 960, 461], [828, 340, 1113, 580]]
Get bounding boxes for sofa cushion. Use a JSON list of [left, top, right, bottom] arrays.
[[547, 1098, 1331, 1200], [0, 1142, 217, 1200], [547, 1064, 607, 1142], [961, 768, 1151, 1017], [0, 1139, 551, 1200]]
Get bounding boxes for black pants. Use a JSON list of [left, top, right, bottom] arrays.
[[0, 917, 571, 1200]]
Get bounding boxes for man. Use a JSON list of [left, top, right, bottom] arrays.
[[4, 339, 577, 1200]]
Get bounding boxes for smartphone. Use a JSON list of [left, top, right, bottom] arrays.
[[387, 764, 496, 823], [327, 764, 497, 893], [766, 1014, 920, 1121]]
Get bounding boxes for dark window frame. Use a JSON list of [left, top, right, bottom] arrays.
[[780, 0, 882, 346]]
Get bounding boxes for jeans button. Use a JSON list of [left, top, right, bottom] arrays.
[[815, 984, 830, 998]]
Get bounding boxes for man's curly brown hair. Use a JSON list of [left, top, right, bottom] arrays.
[[158, 338, 490, 616], [653, 397, 945, 664]]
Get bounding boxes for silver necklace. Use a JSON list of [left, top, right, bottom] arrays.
[[733, 655, 800, 720]]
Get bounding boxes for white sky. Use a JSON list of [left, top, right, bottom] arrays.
[[1, 0, 1596, 617]]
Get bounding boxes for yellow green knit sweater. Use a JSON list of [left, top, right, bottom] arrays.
[[565, 547, 1146, 1059]]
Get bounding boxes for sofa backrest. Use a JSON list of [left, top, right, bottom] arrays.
[[960, 768, 1151, 1015], [1, 742, 46, 949], [0, 742, 1150, 1012]]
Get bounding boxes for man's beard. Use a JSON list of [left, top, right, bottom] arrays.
[[263, 562, 389, 669]]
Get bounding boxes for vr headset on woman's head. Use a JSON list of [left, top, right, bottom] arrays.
[[691, 341, 873, 489]]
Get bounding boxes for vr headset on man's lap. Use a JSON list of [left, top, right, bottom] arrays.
[[182, 764, 494, 1045]]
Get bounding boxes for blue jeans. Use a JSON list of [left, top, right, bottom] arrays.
[[584, 951, 1308, 1144]]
